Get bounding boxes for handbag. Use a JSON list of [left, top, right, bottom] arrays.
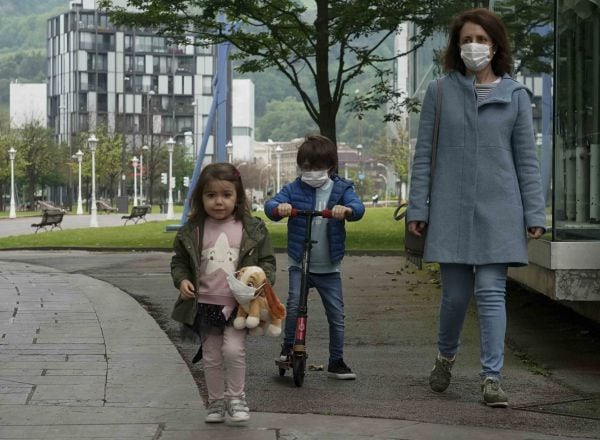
[[393, 78, 443, 269]]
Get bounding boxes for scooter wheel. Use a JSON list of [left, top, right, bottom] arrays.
[[279, 367, 286, 377], [292, 356, 305, 387]]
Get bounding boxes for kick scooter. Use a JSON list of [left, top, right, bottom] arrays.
[[274, 207, 333, 387]]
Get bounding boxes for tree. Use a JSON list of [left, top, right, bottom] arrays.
[[100, 0, 457, 144], [256, 97, 317, 141]]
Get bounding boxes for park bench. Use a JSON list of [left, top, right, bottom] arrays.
[[97, 200, 118, 213], [31, 209, 65, 233], [121, 205, 149, 225], [36, 200, 64, 212]]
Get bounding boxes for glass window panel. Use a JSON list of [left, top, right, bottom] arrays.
[[555, 1, 600, 240]]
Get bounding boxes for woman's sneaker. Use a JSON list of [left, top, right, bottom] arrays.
[[429, 353, 455, 392], [228, 398, 250, 422], [482, 377, 508, 407], [204, 399, 226, 423], [327, 359, 357, 380]]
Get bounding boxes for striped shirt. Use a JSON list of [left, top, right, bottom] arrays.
[[475, 77, 501, 103]]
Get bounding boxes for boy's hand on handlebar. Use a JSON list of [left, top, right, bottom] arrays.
[[331, 205, 352, 220], [276, 203, 293, 217]]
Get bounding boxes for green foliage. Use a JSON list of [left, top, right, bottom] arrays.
[[100, 0, 457, 143], [256, 97, 318, 141]]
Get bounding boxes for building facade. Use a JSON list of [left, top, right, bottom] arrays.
[[402, 1, 600, 321], [47, 0, 217, 159]]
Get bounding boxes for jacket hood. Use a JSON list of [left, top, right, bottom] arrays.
[[449, 71, 532, 103]]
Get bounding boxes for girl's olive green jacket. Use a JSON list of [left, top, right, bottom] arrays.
[[170, 215, 276, 325]]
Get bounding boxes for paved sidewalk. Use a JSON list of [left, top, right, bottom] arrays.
[[0, 259, 595, 439], [0, 213, 171, 238]]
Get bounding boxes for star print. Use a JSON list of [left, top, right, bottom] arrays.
[[202, 232, 238, 275]]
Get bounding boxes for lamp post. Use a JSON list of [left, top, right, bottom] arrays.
[[132, 156, 139, 206], [140, 145, 148, 205], [8, 147, 16, 219], [259, 164, 272, 201], [166, 137, 176, 220], [377, 162, 392, 204], [88, 134, 98, 227], [226, 140, 233, 163], [275, 145, 283, 193], [356, 144, 363, 200], [378, 173, 388, 206], [75, 150, 83, 215]]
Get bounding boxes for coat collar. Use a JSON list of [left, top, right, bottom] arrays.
[[448, 71, 531, 105]]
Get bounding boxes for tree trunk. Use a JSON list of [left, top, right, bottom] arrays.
[[314, 0, 337, 146]]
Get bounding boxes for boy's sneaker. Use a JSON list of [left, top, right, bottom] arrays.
[[327, 359, 357, 380], [429, 353, 455, 392], [279, 343, 292, 362], [227, 398, 250, 422], [482, 377, 508, 408], [204, 399, 226, 423]]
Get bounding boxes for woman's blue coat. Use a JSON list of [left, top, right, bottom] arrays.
[[407, 72, 546, 266]]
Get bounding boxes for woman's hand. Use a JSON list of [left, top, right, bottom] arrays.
[[331, 205, 352, 220], [408, 221, 427, 237], [527, 227, 544, 239], [179, 279, 196, 299]]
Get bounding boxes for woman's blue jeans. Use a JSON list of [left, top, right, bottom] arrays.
[[438, 263, 508, 380], [283, 267, 345, 364]]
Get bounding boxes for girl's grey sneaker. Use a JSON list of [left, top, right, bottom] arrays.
[[228, 398, 250, 422], [327, 359, 357, 380], [204, 399, 226, 423], [429, 353, 455, 392], [482, 377, 508, 407]]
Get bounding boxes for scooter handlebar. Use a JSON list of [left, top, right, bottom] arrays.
[[271, 207, 333, 218]]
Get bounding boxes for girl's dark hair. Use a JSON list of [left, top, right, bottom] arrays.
[[188, 162, 249, 222], [442, 8, 512, 76], [296, 134, 338, 173]]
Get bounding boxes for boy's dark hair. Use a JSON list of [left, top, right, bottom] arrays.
[[189, 162, 249, 222], [296, 134, 338, 172], [443, 8, 512, 76]]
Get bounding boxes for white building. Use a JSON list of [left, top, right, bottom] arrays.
[[232, 79, 255, 161], [10, 83, 47, 129]]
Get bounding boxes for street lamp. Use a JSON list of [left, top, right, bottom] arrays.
[[378, 173, 388, 206], [356, 144, 363, 200], [275, 145, 283, 192], [259, 164, 272, 200], [8, 147, 16, 219], [377, 162, 392, 204], [226, 140, 233, 163], [75, 150, 83, 215], [140, 145, 148, 205], [88, 134, 99, 227], [166, 137, 176, 220], [132, 156, 139, 206]]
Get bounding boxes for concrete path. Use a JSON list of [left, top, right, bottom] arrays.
[[1, 256, 598, 439]]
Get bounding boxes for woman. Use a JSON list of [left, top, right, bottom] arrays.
[[407, 8, 546, 408]]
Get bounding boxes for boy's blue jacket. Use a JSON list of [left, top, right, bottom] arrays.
[[265, 175, 365, 264]]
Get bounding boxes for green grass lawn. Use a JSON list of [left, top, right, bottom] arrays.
[[0, 207, 404, 251]]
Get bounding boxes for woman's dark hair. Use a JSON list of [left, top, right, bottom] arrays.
[[188, 162, 249, 222], [442, 8, 512, 76], [296, 134, 338, 173]]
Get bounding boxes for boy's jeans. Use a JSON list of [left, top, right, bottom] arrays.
[[283, 267, 345, 364], [438, 263, 508, 380]]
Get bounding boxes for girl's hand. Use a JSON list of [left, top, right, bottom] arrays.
[[179, 279, 196, 299], [276, 203, 292, 217], [527, 227, 544, 239], [331, 205, 352, 220], [408, 221, 427, 237]]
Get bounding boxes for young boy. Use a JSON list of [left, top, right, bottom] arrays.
[[265, 135, 365, 379]]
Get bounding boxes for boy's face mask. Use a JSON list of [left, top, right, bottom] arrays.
[[301, 170, 330, 188]]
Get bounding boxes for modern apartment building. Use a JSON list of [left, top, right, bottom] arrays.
[[47, 0, 217, 159]]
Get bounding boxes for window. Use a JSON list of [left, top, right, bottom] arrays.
[[175, 56, 194, 74], [79, 93, 87, 111], [152, 36, 166, 53], [176, 116, 193, 133], [79, 32, 94, 50], [125, 35, 133, 51], [202, 76, 212, 95], [97, 93, 107, 112]]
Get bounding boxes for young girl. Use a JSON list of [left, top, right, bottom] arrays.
[[170, 163, 276, 423]]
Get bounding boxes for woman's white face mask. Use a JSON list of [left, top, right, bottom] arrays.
[[301, 170, 330, 188], [460, 42, 493, 72]]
